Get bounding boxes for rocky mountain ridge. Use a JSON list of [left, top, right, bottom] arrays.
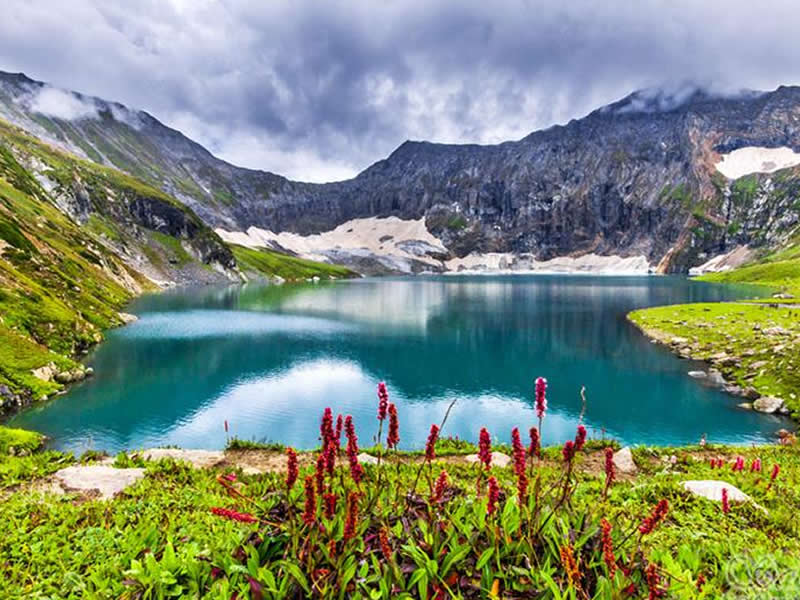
[[2, 70, 800, 273]]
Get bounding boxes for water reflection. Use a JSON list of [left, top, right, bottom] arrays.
[[9, 275, 785, 453]]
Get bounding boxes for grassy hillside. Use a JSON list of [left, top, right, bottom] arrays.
[[0, 118, 354, 415], [232, 244, 355, 281]]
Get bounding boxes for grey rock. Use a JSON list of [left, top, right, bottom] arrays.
[[465, 451, 512, 468], [357, 453, 379, 465], [682, 480, 752, 504], [613, 447, 637, 474], [688, 370, 707, 379], [753, 396, 785, 414], [53, 465, 146, 500]]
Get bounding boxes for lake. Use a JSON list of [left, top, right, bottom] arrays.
[[9, 275, 786, 453]]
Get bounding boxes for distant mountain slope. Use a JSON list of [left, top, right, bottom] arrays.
[[0, 116, 353, 413], [4, 71, 800, 273]]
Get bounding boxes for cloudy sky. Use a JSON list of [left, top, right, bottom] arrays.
[[1, 1, 798, 182]]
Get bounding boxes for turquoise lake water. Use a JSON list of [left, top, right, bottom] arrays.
[[9, 275, 788, 452]]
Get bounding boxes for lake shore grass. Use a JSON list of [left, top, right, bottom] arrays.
[[1, 421, 798, 599]]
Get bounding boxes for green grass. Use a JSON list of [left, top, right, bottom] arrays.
[[231, 244, 355, 281], [629, 302, 800, 415], [0, 439, 798, 598], [0, 426, 42, 455], [699, 260, 800, 296]]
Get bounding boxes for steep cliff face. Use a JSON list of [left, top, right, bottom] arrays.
[[3, 70, 800, 272]]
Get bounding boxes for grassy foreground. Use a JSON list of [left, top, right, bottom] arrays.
[[1, 400, 799, 599]]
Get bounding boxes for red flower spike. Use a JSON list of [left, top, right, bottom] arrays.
[[535, 377, 547, 420], [487, 476, 500, 515], [335, 414, 343, 447], [639, 499, 669, 535], [432, 470, 448, 503], [387, 403, 400, 449], [528, 426, 541, 458], [324, 492, 337, 519], [604, 447, 615, 489], [732, 456, 744, 472], [575, 424, 587, 451], [751, 458, 762, 472], [378, 528, 393, 561], [343, 492, 359, 541], [562, 439, 575, 463], [721, 487, 730, 514], [320, 408, 334, 447], [377, 382, 389, 421], [344, 415, 364, 484], [511, 427, 528, 502], [210, 506, 258, 523], [645, 563, 666, 599], [600, 519, 616, 576], [302, 475, 317, 526], [425, 424, 440, 461], [285, 447, 298, 490], [478, 427, 492, 469]]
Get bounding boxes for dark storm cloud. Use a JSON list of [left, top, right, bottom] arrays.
[[1, 0, 799, 181]]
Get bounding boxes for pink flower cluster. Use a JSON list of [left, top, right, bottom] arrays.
[[210, 506, 258, 523], [478, 427, 492, 469], [377, 382, 389, 421], [511, 427, 528, 502], [639, 499, 669, 535], [535, 377, 547, 419]]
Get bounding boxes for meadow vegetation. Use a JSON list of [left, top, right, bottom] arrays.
[[0, 381, 798, 599]]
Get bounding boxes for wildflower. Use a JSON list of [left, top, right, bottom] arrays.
[[323, 438, 337, 475], [487, 476, 500, 515], [511, 427, 528, 502], [210, 506, 258, 523], [600, 518, 616, 576], [286, 447, 298, 490], [302, 475, 316, 525], [575, 424, 587, 451], [559, 545, 581, 589], [320, 408, 334, 447], [323, 492, 337, 519], [335, 414, 344, 447], [315, 452, 326, 495], [478, 427, 492, 468], [708, 458, 716, 469], [732, 456, 744, 472], [221, 473, 237, 482], [432, 470, 449, 503], [425, 424, 440, 461], [528, 426, 541, 458], [378, 528, 393, 562], [562, 439, 576, 463], [604, 447, 615, 492], [645, 563, 665, 599], [387, 403, 400, 449], [344, 415, 364, 484], [343, 492, 359, 541], [377, 382, 389, 421], [696, 573, 706, 591], [535, 377, 547, 420], [751, 458, 762, 472], [639, 499, 669, 535], [770, 463, 781, 487], [721, 487, 730, 514]]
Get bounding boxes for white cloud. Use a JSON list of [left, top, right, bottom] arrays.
[[29, 87, 98, 121]]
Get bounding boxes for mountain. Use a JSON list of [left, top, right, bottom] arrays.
[[0, 76, 354, 413], [4, 71, 800, 275]]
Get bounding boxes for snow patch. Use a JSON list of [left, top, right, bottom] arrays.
[[715, 146, 800, 179], [217, 216, 447, 266], [689, 246, 755, 276], [445, 252, 651, 275]]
